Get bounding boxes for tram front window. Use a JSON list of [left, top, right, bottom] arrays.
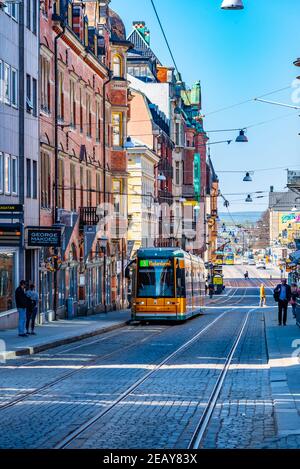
[[137, 259, 174, 298]]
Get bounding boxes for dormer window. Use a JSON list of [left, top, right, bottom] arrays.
[[113, 54, 123, 78]]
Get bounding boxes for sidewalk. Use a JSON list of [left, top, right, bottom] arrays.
[[0, 309, 131, 360], [264, 306, 300, 447]]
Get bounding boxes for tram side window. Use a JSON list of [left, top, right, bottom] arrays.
[[176, 264, 186, 297]]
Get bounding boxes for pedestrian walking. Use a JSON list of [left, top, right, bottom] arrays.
[[259, 283, 266, 307], [26, 283, 39, 335], [244, 271, 249, 279], [273, 278, 292, 326], [290, 283, 299, 319], [15, 280, 29, 337]]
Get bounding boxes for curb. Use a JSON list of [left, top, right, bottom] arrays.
[[1, 320, 131, 360], [264, 311, 300, 437]]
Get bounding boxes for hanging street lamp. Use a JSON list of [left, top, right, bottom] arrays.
[[236, 129, 248, 143], [243, 172, 252, 182], [221, 0, 244, 10]]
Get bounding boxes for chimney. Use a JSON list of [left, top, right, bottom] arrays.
[[133, 21, 150, 45]]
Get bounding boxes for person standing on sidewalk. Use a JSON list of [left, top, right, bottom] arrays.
[[290, 283, 299, 319], [15, 280, 29, 337], [26, 284, 39, 335], [274, 279, 292, 326], [259, 283, 266, 307]]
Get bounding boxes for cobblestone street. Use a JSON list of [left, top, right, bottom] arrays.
[[0, 266, 299, 449]]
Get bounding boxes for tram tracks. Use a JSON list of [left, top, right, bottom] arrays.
[[188, 307, 253, 448], [0, 325, 171, 411], [54, 288, 249, 449]]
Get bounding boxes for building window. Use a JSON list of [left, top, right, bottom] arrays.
[[0, 152, 3, 194], [70, 80, 76, 128], [86, 170, 92, 206], [11, 68, 18, 108], [26, 0, 31, 30], [26, 158, 31, 198], [80, 166, 84, 206], [96, 100, 101, 142], [4, 154, 11, 194], [58, 71, 64, 120], [86, 94, 92, 137], [41, 57, 50, 113], [79, 88, 83, 133], [0, 61, 3, 102], [41, 151, 51, 208], [113, 54, 122, 78], [11, 2, 18, 21], [175, 161, 180, 185], [0, 251, 17, 313], [32, 77, 37, 116], [58, 158, 64, 208], [96, 173, 101, 206], [112, 112, 123, 147], [11, 156, 18, 196], [32, 160, 37, 199], [32, 0, 37, 34], [70, 163, 76, 211], [26, 74, 33, 113], [113, 179, 121, 214], [4, 63, 10, 105]]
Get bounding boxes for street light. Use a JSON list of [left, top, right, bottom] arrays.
[[157, 173, 166, 181], [221, 0, 244, 10], [124, 136, 135, 149], [243, 172, 253, 182], [236, 129, 248, 143]]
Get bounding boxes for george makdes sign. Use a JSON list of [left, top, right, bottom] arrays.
[[28, 228, 61, 247]]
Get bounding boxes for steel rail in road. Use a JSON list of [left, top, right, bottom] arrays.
[[0, 284, 247, 412], [0, 324, 172, 411], [187, 306, 253, 449], [55, 288, 249, 449]]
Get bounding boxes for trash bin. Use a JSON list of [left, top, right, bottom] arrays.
[[66, 298, 75, 319]]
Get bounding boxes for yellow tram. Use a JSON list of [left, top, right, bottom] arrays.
[[131, 248, 206, 322]]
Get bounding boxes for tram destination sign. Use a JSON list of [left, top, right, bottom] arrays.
[[28, 228, 62, 247]]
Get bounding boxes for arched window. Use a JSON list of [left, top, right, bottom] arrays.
[[113, 54, 123, 78]]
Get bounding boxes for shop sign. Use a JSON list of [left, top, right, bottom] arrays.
[[0, 223, 22, 246], [0, 204, 23, 213], [28, 228, 61, 247], [84, 225, 97, 263]]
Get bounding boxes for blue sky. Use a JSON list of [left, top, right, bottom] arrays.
[[112, 0, 300, 212]]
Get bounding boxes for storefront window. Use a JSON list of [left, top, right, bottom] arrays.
[[0, 251, 17, 312]]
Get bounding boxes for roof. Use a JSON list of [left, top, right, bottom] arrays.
[[109, 8, 126, 41], [127, 28, 161, 66], [269, 190, 299, 211]]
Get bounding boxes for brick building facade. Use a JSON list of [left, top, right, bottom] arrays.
[[39, 0, 131, 319]]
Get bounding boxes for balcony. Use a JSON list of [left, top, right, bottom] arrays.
[[79, 207, 99, 230]]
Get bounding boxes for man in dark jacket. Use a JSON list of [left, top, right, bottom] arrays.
[[15, 280, 28, 337], [274, 279, 292, 326]]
